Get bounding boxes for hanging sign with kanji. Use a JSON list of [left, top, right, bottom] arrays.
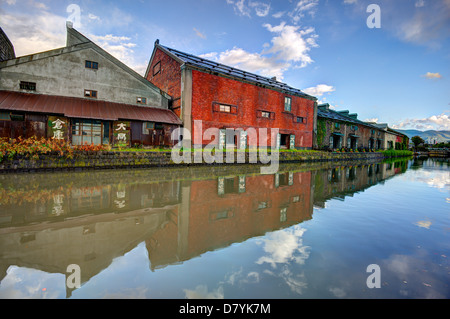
[[113, 121, 131, 147], [47, 116, 69, 141]]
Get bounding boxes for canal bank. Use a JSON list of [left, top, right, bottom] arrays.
[[0, 149, 412, 173]]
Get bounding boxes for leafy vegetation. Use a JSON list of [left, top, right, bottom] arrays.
[[379, 149, 413, 158], [0, 137, 111, 162]]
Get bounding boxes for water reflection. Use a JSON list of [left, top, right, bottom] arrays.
[[0, 159, 423, 298]]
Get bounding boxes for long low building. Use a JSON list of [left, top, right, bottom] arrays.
[[317, 103, 408, 151], [0, 23, 181, 147]]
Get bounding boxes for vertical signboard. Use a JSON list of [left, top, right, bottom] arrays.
[[113, 121, 131, 147], [289, 135, 296, 149], [239, 131, 247, 150], [48, 116, 69, 141]]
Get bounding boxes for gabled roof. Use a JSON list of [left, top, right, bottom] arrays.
[[317, 104, 380, 130], [0, 23, 170, 101], [147, 41, 317, 101]]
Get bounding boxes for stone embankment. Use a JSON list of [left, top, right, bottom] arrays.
[[0, 150, 400, 173]]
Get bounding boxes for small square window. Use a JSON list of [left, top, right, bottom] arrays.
[[261, 111, 271, 118], [85, 60, 99, 70], [335, 123, 341, 129], [137, 97, 147, 104], [296, 117, 306, 123], [142, 121, 155, 134], [0, 112, 11, 121], [220, 104, 231, 113], [213, 103, 237, 114], [84, 90, 97, 98]]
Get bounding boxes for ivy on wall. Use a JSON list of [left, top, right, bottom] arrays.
[[317, 119, 327, 147]]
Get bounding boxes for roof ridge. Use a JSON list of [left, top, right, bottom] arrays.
[[158, 43, 314, 100]]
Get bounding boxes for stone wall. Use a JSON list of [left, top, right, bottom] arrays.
[[0, 150, 387, 173]]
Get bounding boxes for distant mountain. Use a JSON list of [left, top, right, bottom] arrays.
[[395, 129, 450, 143]]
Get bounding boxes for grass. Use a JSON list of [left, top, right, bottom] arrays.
[[378, 149, 413, 157]]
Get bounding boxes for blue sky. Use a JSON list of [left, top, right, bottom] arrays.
[[1, 0, 449, 131]]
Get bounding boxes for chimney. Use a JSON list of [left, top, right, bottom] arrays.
[[318, 103, 329, 111]]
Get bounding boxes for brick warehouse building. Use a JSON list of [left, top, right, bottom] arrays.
[[145, 41, 318, 150]]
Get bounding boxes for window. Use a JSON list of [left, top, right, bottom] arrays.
[[284, 97, 292, 112], [296, 116, 306, 123], [84, 89, 97, 98], [0, 112, 10, 121], [71, 119, 109, 146], [142, 122, 155, 134], [213, 103, 237, 114], [137, 97, 147, 104], [334, 122, 341, 129], [257, 110, 274, 119], [153, 61, 161, 76], [85, 60, 99, 70], [220, 104, 231, 113], [20, 81, 36, 91], [10, 113, 24, 121], [350, 125, 358, 131]]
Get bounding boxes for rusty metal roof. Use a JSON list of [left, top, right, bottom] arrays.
[[0, 90, 182, 125]]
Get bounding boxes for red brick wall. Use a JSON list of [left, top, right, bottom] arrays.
[[191, 70, 315, 148], [185, 172, 313, 258], [146, 48, 316, 148], [146, 48, 182, 118]]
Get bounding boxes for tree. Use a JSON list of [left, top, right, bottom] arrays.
[[411, 136, 425, 150]]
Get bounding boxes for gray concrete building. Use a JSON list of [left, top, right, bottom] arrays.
[[0, 22, 181, 147]]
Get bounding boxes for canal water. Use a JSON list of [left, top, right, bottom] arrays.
[[0, 157, 448, 299]]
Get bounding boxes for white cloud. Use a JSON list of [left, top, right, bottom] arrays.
[[183, 285, 224, 299], [343, 0, 358, 4], [365, 118, 379, 123], [0, 11, 67, 57], [88, 33, 149, 75], [272, 11, 285, 18], [226, 0, 251, 17], [256, 226, 310, 268], [88, 13, 101, 22], [415, 0, 426, 8], [422, 72, 443, 79], [199, 22, 318, 80], [204, 47, 289, 80], [263, 22, 318, 67], [394, 0, 450, 47], [249, 1, 270, 17], [226, 0, 271, 18], [2, 1, 150, 76], [303, 84, 335, 97], [391, 111, 450, 131], [288, 0, 319, 23]]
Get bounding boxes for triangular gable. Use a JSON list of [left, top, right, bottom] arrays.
[[0, 23, 170, 101]]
